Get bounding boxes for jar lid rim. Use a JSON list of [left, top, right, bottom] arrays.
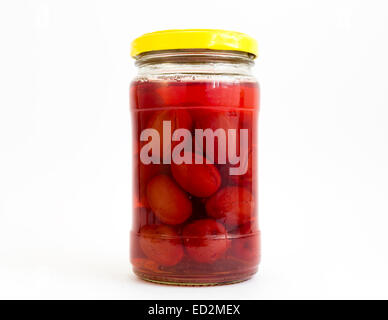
[[131, 29, 258, 59]]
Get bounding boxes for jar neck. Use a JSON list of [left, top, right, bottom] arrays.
[[135, 50, 255, 77]]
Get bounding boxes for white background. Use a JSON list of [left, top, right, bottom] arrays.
[[0, 0, 388, 300]]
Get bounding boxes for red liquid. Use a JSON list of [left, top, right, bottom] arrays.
[[130, 80, 260, 285]]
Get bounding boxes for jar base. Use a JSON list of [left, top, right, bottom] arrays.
[[133, 267, 258, 286]]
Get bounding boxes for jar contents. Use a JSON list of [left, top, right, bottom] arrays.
[[130, 80, 260, 285]]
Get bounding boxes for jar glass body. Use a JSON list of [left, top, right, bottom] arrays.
[[130, 50, 260, 285]]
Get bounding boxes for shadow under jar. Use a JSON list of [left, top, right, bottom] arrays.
[[130, 30, 260, 285]]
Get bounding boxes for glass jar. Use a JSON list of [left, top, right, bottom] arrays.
[[130, 30, 260, 285]]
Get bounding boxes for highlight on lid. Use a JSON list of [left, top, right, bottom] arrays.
[[130, 29, 258, 58]]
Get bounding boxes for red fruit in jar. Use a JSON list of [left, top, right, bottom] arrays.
[[227, 218, 258, 235], [144, 109, 193, 160], [130, 82, 164, 109], [218, 149, 254, 187], [131, 82, 259, 110], [205, 186, 254, 227], [194, 110, 239, 165], [146, 174, 192, 225], [132, 207, 160, 232], [239, 83, 259, 109], [139, 224, 184, 266], [230, 223, 260, 263], [131, 79, 260, 283], [135, 162, 169, 208], [155, 84, 193, 106], [238, 148, 253, 183], [190, 84, 241, 109], [182, 219, 230, 263], [171, 152, 221, 197], [156, 83, 243, 109], [238, 108, 256, 129]]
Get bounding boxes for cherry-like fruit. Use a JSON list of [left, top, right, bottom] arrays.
[[182, 219, 229, 263], [171, 152, 221, 197], [230, 223, 260, 263], [205, 186, 254, 228], [139, 224, 184, 266], [147, 174, 192, 225]]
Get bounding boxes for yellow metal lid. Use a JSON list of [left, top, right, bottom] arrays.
[[131, 29, 258, 58]]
